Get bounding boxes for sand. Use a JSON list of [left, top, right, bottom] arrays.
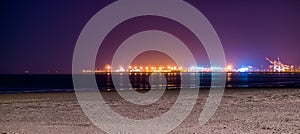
[[0, 88, 299, 134]]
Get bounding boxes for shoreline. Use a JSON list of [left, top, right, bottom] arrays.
[[1, 87, 300, 95]]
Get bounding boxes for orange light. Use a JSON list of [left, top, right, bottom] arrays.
[[106, 65, 111, 69], [227, 65, 232, 70]]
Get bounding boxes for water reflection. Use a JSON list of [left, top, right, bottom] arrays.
[[226, 72, 249, 88], [94, 72, 300, 91]]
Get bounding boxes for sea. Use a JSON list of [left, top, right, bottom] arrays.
[[0, 72, 300, 94]]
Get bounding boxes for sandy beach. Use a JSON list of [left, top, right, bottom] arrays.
[[0, 88, 299, 134]]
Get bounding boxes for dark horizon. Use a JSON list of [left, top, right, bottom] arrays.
[[1, 0, 300, 74]]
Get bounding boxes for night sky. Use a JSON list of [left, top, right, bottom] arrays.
[[1, 0, 300, 74]]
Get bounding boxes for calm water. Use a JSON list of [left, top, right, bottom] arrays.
[[0, 72, 300, 93]]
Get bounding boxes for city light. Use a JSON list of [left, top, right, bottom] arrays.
[[227, 65, 233, 71], [82, 64, 241, 73], [237, 67, 249, 72], [81, 57, 300, 74]]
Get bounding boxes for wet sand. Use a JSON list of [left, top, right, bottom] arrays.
[[0, 88, 299, 134]]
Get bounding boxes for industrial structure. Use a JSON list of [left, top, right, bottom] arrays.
[[80, 57, 298, 73], [81, 64, 251, 73], [265, 57, 292, 72]]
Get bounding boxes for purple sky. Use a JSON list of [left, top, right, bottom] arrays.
[[0, 0, 300, 74]]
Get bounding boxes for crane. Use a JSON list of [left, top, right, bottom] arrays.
[[265, 57, 290, 72]]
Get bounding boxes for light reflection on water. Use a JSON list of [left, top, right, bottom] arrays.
[[0, 73, 300, 94], [96, 72, 300, 91]]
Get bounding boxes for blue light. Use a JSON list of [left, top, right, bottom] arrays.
[[237, 67, 249, 72]]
